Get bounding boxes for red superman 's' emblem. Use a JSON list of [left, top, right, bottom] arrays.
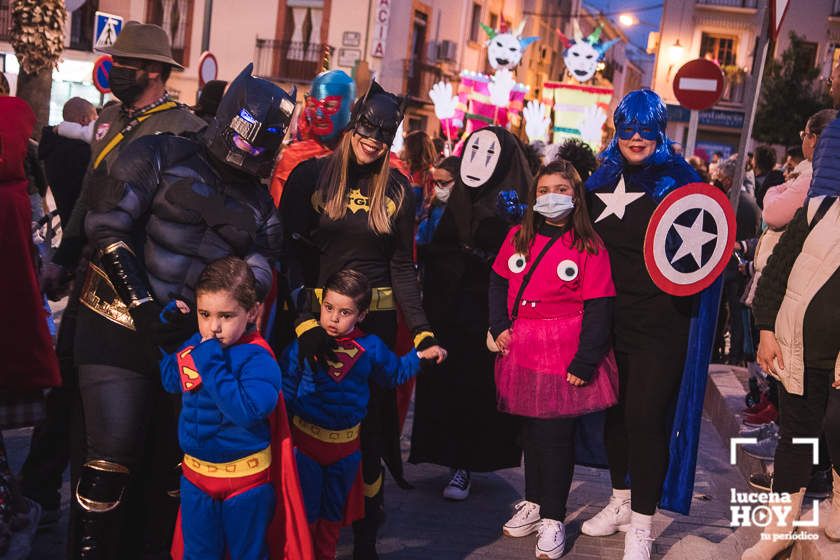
[[326, 340, 365, 383]]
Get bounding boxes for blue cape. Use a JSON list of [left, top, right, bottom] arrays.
[[578, 154, 720, 515]]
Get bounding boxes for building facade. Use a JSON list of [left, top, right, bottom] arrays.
[[653, 0, 837, 159], [1, 0, 648, 139]]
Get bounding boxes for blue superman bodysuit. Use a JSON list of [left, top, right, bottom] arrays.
[[279, 328, 421, 560], [161, 330, 282, 560]]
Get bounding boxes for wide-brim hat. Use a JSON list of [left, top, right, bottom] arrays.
[[97, 21, 184, 70]]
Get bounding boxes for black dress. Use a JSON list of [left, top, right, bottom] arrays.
[[409, 127, 529, 472]]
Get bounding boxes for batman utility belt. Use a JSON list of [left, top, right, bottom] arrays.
[[294, 286, 396, 313], [183, 447, 271, 478]]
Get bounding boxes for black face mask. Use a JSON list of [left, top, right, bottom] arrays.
[[109, 66, 149, 107]]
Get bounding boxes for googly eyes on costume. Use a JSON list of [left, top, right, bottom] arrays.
[[508, 253, 527, 274], [557, 260, 579, 281]]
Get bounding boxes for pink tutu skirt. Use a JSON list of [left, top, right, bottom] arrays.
[[495, 314, 619, 419]]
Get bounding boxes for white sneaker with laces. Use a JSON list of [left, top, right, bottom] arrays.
[[580, 495, 631, 536], [622, 527, 653, 560], [535, 519, 565, 559], [503, 500, 541, 537], [442, 469, 471, 501]]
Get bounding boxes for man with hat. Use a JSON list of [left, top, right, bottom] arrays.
[[44, 21, 205, 292], [31, 21, 204, 559]]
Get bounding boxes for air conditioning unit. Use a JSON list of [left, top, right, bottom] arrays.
[[426, 41, 439, 62], [437, 40, 458, 63]]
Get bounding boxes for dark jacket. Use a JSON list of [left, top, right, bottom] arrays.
[[38, 125, 91, 227]]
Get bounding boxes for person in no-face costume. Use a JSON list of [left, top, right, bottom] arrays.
[[269, 70, 355, 205], [280, 81, 446, 559], [580, 89, 718, 560], [409, 126, 528, 499], [73, 63, 294, 559]]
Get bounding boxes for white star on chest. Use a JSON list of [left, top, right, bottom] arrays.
[[594, 176, 645, 223], [670, 210, 717, 268]]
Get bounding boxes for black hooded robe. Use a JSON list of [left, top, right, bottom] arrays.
[[409, 127, 530, 471]]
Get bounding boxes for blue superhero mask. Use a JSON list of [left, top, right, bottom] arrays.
[[303, 70, 355, 144], [616, 120, 659, 141], [600, 89, 672, 168]]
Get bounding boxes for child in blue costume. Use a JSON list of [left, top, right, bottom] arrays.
[[160, 257, 305, 560], [280, 269, 446, 560]]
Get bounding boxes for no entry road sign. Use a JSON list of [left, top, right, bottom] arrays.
[[92, 55, 113, 94], [673, 59, 725, 111]]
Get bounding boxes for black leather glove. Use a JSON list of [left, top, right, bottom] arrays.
[[130, 300, 196, 353], [156, 299, 198, 353], [296, 322, 338, 370], [129, 300, 164, 339], [415, 335, 441, 351]]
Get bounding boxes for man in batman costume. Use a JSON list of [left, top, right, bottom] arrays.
[[72, 63, 294, 559]]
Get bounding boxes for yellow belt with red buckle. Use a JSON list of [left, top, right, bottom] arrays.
[[292, 416, 360, 444], [183, 447, 271, 478]]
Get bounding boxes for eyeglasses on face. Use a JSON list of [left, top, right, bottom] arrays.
[[800, 130, 816, 140]]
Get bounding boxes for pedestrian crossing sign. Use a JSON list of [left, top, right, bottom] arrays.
[[94, 11, 123, 51]]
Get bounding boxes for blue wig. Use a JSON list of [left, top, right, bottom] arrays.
[[600, 89, 673, 167]]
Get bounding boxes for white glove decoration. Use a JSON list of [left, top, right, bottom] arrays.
[[488, 69, 516, 108], [56, 121, 95, 144], [578, 105, 607, 147], [428, 81, 459, 121], [390, 121, 405, 154], [523, 100, 550, 143]]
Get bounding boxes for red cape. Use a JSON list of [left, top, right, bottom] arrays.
[[171, 333, 313, 560]]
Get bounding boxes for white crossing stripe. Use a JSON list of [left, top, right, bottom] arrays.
[[679, 78, 719, 92]]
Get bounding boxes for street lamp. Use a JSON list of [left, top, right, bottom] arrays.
[[669, 39, 684, 64], [666, 39, 685, 81], [618, 13, 637, 27]]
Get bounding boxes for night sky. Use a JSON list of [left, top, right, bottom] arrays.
[[584, 0, 663, 49]]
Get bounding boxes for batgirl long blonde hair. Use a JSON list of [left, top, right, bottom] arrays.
[[317, 133, 402, 235]]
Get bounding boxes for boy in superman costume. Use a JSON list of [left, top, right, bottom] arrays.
[[280, 269, 446, 560], [160, 257, 312, 560]]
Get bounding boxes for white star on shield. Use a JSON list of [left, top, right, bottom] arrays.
[[669, 210, 717, 268]]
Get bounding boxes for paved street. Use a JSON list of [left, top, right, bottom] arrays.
[[8, 400, 746, 559]]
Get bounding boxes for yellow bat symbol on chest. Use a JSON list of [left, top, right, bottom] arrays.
[[347, 189, 370, 213]]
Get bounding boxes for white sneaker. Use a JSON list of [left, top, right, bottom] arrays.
[[580, 495, 631, 536], [535, 519, 565, 559], [503, 500, 541, 537], [622, 527, 653, 560], [442, 469, 471, 501]]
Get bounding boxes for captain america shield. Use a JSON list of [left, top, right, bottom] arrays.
[[643, 182, 736, 296]]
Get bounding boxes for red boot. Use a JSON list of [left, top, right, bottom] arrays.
[[311, 519, 342, 560]]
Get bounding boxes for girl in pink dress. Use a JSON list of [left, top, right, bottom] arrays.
[[489, 159, 619, 559]]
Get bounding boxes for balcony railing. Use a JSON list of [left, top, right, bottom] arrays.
[[254, 39, 333, 84], [719, 76, 747, 104], [405, 60, 443, 100], [697, 0, 758, 7], [0, 1, 11, 43]]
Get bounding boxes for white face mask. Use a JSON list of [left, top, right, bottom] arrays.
[[434, 186, 452, 203], [460, 129, 501, 188], [533, 193, 574, 220]]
